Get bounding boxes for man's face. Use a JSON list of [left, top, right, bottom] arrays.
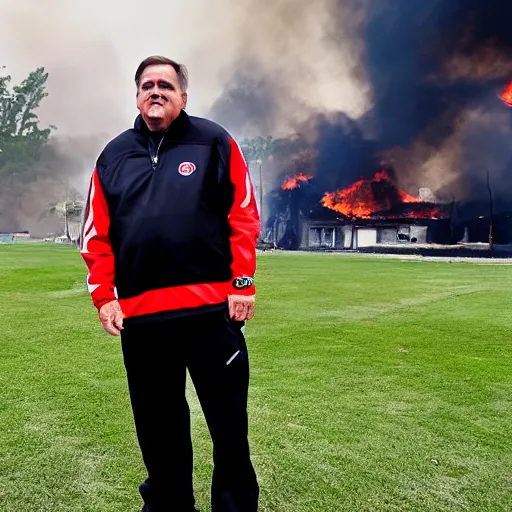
[[136, 64, 187, 131]]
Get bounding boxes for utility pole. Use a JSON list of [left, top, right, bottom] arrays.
[[486, 168, 493, 250], [258, 160, 264, 227], [64, 181, 70, 241]]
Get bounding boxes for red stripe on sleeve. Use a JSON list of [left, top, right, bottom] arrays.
[[227, 138, 261, 296], [80, 168, 117, 310]]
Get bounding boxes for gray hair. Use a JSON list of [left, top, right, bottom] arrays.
[[135, 55, 189, 91]]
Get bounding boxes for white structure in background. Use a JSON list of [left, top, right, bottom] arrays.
[[302, 221, 429, 250]]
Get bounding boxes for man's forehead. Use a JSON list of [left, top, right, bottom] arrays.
[[139, 64, 179, 84]]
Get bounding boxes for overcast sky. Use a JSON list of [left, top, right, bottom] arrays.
[[0, 0, 369, 140]]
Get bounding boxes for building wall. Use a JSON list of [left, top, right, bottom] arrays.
[[377, 225, 428, 244], [299, 220, 343, 249], [378, 228, 397, 243], [297, 219, 433, 250], [342, 225, 353, 249], [410, 225, 428, 243], [355, 228, 377, 248]]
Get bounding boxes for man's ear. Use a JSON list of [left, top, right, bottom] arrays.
[[181, 92, 188, 110]]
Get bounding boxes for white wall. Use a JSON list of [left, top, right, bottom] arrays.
[[342, 225, 353, 248], [356, 228, 377, 248]]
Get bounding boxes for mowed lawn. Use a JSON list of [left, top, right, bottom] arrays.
[[1, 245, 512, 512]]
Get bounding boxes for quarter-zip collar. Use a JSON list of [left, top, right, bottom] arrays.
[[148, 131, 165, 169], [134, 109, 190, 142], [134, 110, 191, 170]]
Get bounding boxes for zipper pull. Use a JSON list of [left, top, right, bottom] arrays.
[[148, 134, 165, 170]]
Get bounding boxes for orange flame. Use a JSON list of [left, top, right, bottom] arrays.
[[321, 170, 441, 219], [321, 177, 377, 218], [281, 173, 313, 190], [399, 189, 423, 203], [500, 80, 512, 107]]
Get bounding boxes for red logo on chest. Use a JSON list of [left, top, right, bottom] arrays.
[[178, 162, 196, 176]]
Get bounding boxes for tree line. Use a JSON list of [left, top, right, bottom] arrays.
[[0, 66, 54, 187], [0, 66, 73, 233]]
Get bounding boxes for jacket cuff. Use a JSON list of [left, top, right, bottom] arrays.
[[91, 285, 117, 311], [228, 276, 255, 296]]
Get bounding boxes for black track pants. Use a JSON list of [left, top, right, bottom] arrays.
[[120, 309, 259, 512]]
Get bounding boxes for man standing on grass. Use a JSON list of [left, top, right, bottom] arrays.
[[80, 55, 260, 512]]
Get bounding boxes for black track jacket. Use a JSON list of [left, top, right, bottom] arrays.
[[80, 110, 260, 321]]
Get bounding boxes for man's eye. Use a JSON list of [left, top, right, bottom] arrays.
[[142, 83, 153, 89], [159, 82, 172, 89]]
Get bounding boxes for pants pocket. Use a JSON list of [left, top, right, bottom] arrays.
[[220, 313, 247, 367]]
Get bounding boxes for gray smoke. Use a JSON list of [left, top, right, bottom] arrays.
[[209, 0, 370, 137], [1, 0, 369, 234], [2, 0, 511, 233], [211, 0, 512, 214]]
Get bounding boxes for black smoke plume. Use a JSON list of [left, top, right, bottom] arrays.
[[209, 0, 512, 221]]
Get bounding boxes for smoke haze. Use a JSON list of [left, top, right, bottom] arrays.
[[0, 0, 511, 232]]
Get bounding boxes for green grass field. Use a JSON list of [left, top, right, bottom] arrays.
[[1, 244, 511, 512]]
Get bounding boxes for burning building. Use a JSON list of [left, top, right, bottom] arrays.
[[210, 1, 512, 254], [267, 166, 460, 251], [319, 169, 443, 221], [262, 144, 512, 253], [255, 76, 512, 253]]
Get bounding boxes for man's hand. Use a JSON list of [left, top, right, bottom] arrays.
[[228, 294, 255, 322], [99, 300, 125, 336]]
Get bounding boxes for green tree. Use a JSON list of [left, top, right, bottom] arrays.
[[0, 66, 55, 231], [0, 66, 53, 142], [239, 135, 276, 165], [0, 67, 55, 182], [239, 134, 309, 169]]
